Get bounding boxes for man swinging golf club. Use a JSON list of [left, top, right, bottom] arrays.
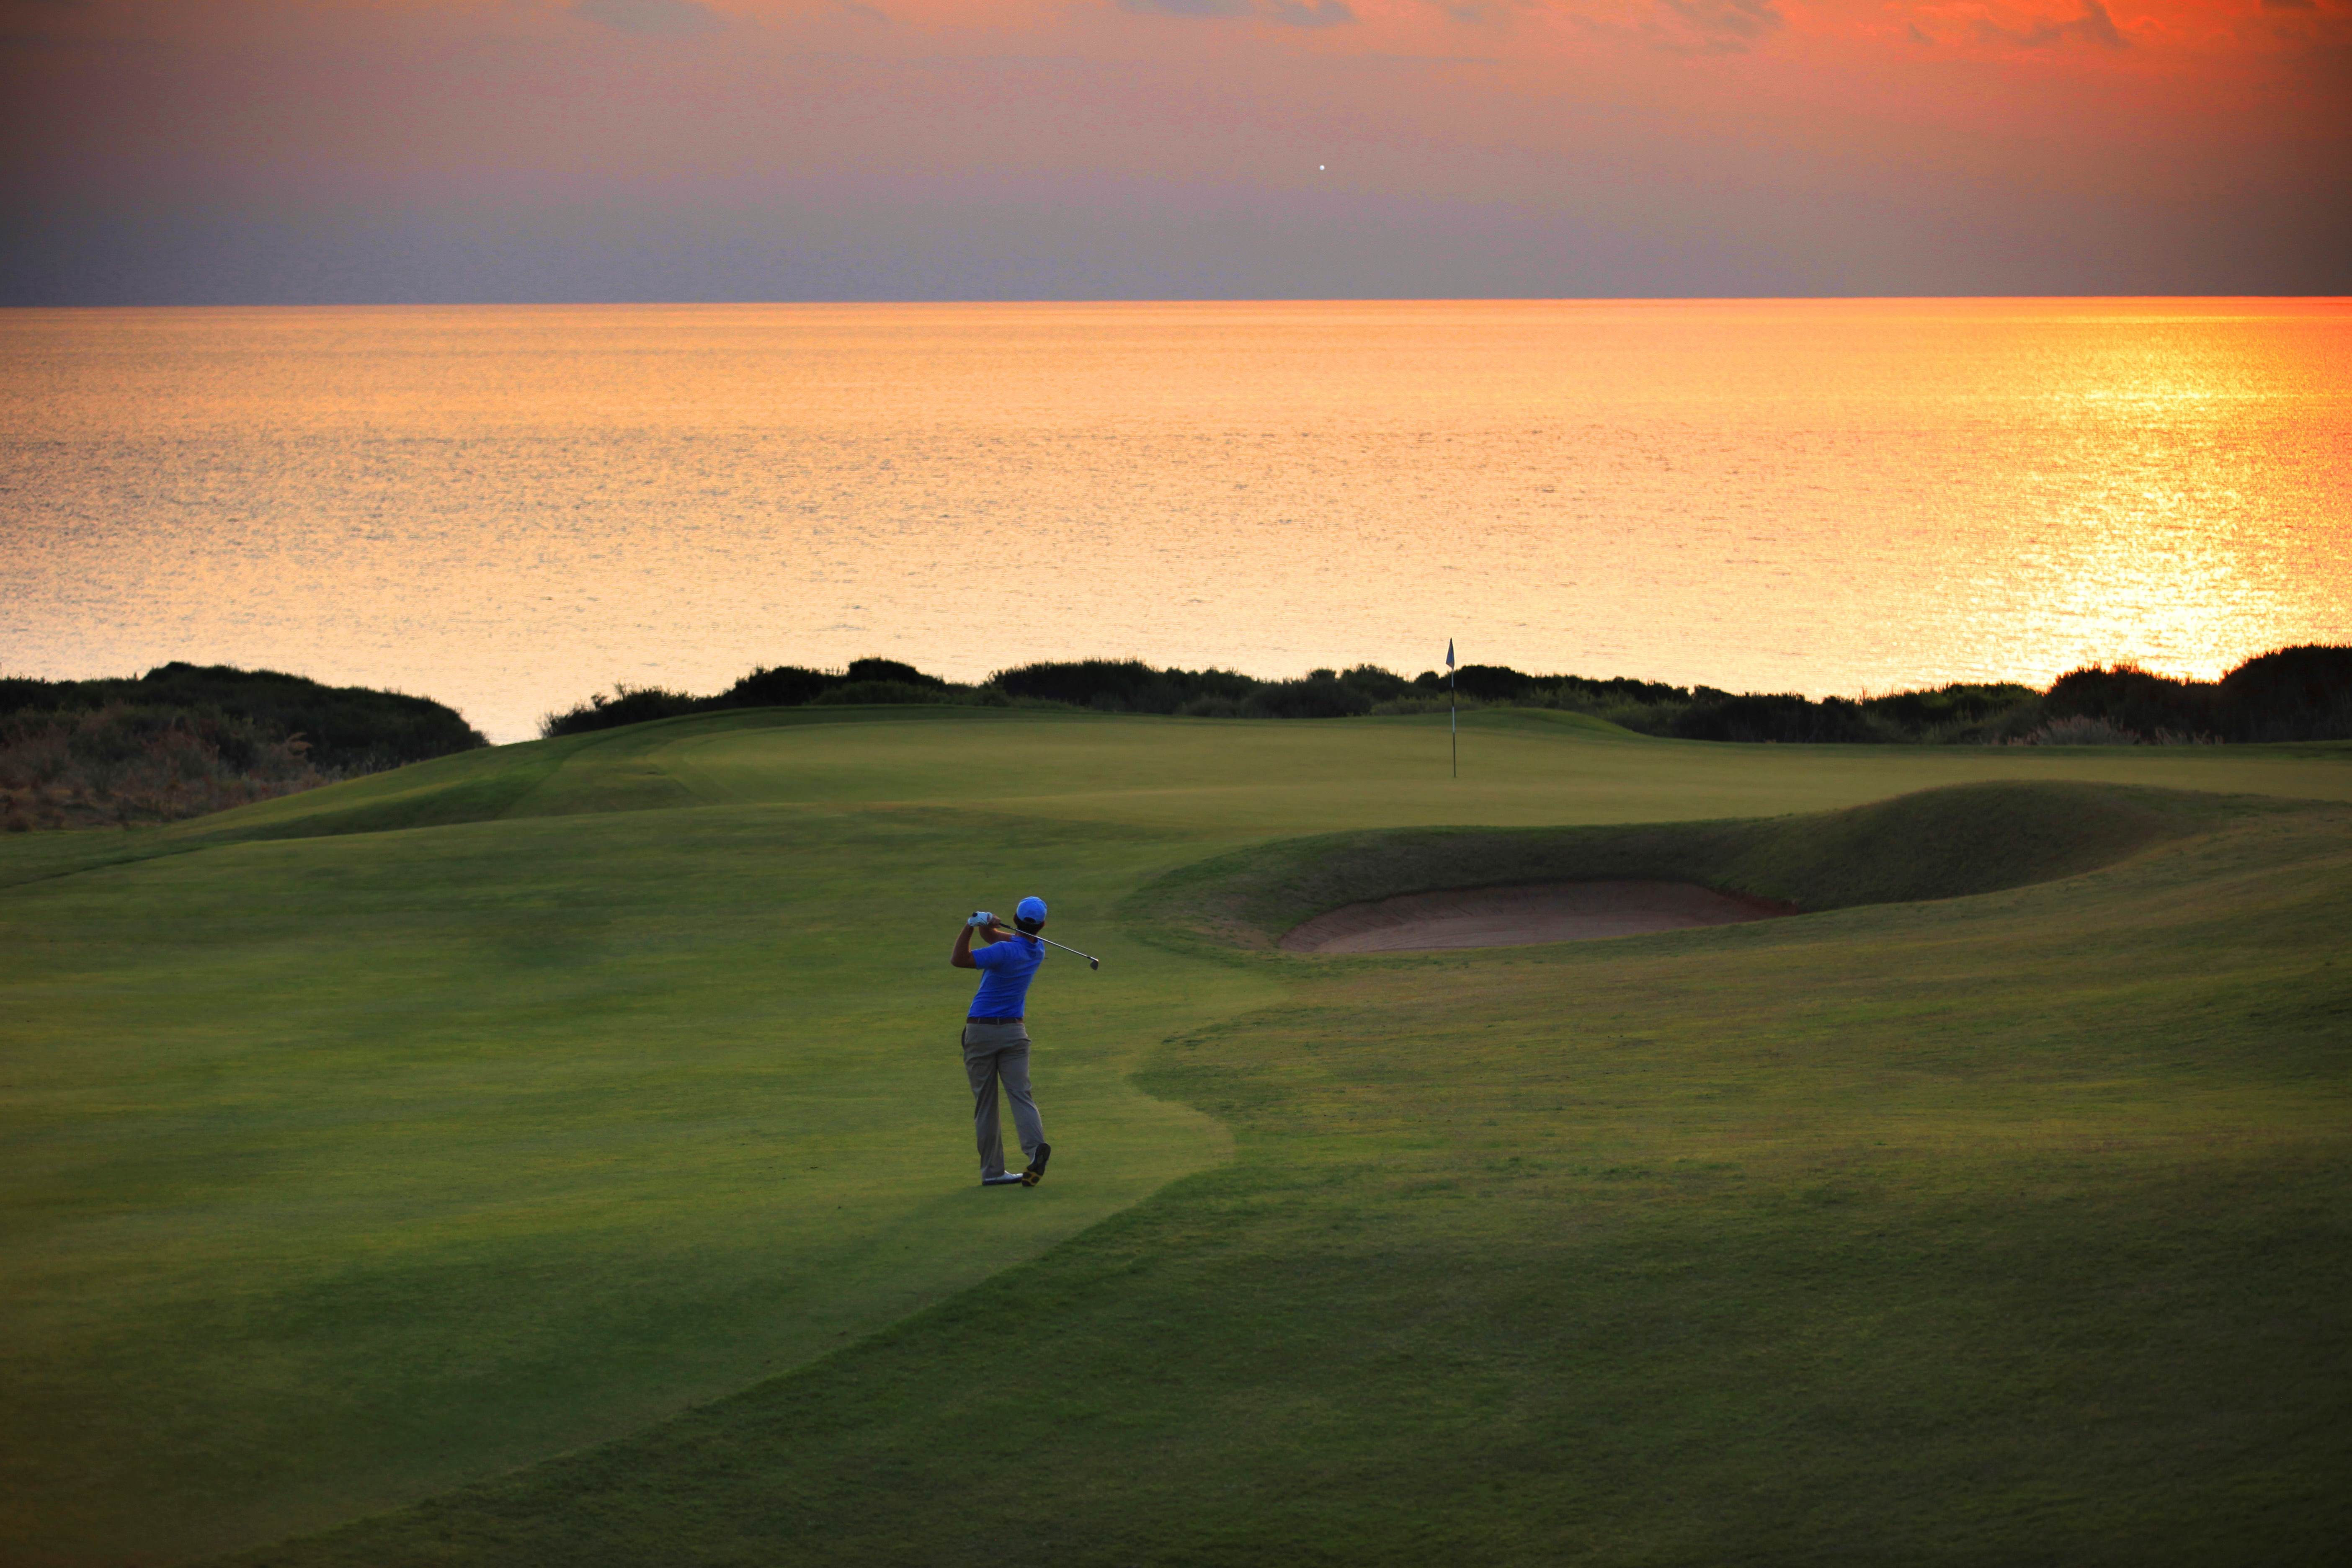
[[951, 896, 1054, 1189]]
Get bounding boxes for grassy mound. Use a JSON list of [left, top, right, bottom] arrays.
[[1136, 780, 2222, 952]]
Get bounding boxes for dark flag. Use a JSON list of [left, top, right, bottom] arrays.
[[1447, 639, 1456, 779]]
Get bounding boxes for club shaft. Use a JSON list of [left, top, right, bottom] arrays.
[[979, 924, 1097, 964]]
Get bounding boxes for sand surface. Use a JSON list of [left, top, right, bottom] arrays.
[[1279, 881, 1790, 954]]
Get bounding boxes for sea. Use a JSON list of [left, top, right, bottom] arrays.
[[3, 299, 2346, 743]]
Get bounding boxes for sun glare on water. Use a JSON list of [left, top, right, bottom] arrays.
[[1, 297, 2344, 739]]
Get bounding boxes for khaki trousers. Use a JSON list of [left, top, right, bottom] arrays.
[[961, 1019, 1044, 1179]]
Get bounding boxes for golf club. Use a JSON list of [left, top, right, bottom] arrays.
[[970, 912, 1101, 970]]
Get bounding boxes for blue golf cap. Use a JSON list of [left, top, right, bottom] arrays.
[[1016, 895, 1048, 927]]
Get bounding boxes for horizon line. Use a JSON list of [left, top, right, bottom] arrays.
[[8, 292, 2350, 314]]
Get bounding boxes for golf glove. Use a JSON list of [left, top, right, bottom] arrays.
[[967, 910, 996, 928]]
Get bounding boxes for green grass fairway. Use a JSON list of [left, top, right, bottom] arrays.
[[3, 709, 2347, 1565]]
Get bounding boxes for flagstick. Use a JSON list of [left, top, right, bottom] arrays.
[[1450, 652, 1457, 780]]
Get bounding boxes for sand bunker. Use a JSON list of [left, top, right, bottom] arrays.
[[1279, 881, 1790, 954]]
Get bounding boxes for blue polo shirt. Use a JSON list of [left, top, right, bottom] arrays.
[[968, 933, 1046, 1018]]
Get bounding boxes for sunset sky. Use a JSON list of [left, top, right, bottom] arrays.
[[4, 0, 2347, 301]]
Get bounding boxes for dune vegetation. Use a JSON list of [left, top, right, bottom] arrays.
[[539, 646, 2352, 747], [1, 664, 487, 831], [2, 705, 2346, 1565]]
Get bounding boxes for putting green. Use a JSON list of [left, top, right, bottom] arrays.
[[2, 709, 2346, 1565]]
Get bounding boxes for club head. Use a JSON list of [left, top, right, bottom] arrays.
[[1089, 958, 1101, 970]]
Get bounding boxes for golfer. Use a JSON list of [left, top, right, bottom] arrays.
[[950, 897, 1054, 1189]]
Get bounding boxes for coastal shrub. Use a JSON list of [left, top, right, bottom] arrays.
[[1444, 663, 1550, 703], [841, 658, 946, 689], [722, 665, 841, 708], [1335, 665, 1413, 701], [1970, 698, 2051, 745], [1244, 675, 1375, 720], [534, 644, 2351, 748], [0, 704, 325, 829], [1175, 678, 1380, 720], [1426, 664, 1689, 709], [1369, 694, 1484, 717], [2035, 649, 2352, 743], [2026, 715, 2143, 747], [0, 663, 484, 773], [1401, 665, 1708, 736], [990, 660, 1256, 714], [2043, 665, 2212, 739], [2216, 645, 2352, 741], [810, 680, 967, 706], [1672, 693, 1890, 745], [538, 685, 703, 737], [993, 659, 1175, 712], [0, 665, 482, 830], [1863, 682, 2043, 743]]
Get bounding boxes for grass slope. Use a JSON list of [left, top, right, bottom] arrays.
[[1137, 779, 2232, 950], [2, 708, 2347, 1564], [1, 791, 1264, 1564], [237, 794, 2352, 1566]]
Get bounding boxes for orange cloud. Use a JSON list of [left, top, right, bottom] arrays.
[[2, 0, 2343, 299]]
